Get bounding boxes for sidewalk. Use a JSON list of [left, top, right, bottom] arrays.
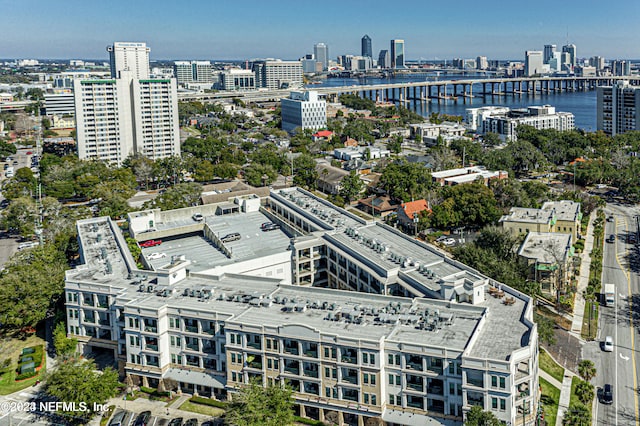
[[570, 210, 597, 336], [556, 373, 574, 426]]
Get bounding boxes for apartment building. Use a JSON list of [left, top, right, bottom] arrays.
[[597, 80, 640, 136], [281, 91, 327, 133], [174, 61, 213, 85], [107, 42, 150, 80], [252, 60, 303, 90], [66, 189, 538, 426], [500, 200, 582, 241]]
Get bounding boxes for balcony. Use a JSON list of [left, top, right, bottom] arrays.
[[342, 374, 358, 385], [407, 381, 424, 392], [303, 369, 319, 378], [144, 326, 158, 333], [186, 342, 200, 351], [303, 349, 318, 358], [145, 344, 159, 351], [284, 366, 300, 375], [407, 361, 423, 371], [247, 361, 263, 369], [284, 345, 299, 356], [247, 341, 262, 350], [185, 325, 198, 333]]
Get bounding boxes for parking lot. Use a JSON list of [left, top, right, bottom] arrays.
[[107, 408, 217, 426]]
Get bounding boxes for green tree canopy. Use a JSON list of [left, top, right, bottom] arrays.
[[577, 360, 596, 382], [225, 379, 295, 426], [244, 163, 277, 187], [44, 359, 119, 423], [379, 159, 432, 202], [53, 322, 78, 359], [339, 170, 365, 203], [144, 183, 202, 210], [464, 405, 502, 426], [292, 154, 318, 190]]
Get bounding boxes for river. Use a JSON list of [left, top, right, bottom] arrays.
[[313, 75, 597, 131]]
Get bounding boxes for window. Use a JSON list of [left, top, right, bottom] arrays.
[[492, 397, 498, 410], [364, 394, 369, 404], [232, 372, 237, 382], [499, 377, 506, 389], [169, 317, 179, 329], [389, 394, 395, 405], [500, 398, 506, 411], [491, 376, 497, 387], [388, 354, 400, 365], [170, 336, 181, 347], [371, 395, 377, 405]]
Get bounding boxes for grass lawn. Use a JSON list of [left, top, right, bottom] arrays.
[[581, 299, 599, 340], [540, 377, 560, 426], [539, 348, 565, 383], [0, 334, 47, 395], [569, 376, 581, 406], [179, 400, 225, 417]]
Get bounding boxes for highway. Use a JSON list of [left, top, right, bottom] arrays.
[[586, 204, 640, 425]]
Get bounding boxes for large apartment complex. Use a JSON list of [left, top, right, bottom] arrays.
[[65, 189, 538, 426], [74, 42, 180, 165], [597, 80, 640, 136]]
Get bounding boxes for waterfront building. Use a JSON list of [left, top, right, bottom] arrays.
[[314, 43, 329, 71], [174, 61, 213, 85], [378, 50, 391, 69], [391, 39, 405, 69], [543, 44, 556, 64], [469, 105, 574, 141], [252, 60, 303, 90], [409, 122, 467, 146], [107, 42, 150, 79], [611, 60, 631, 76], [524, 51, 543, 76], [281, 91, 327, 133], [562, 44, 577, 68], [361, 35, 372, 58], [476, 56, 488, 70], [65, 187, 539, 426], [597, 80, 640, 136], [219, 69, 256, 91]]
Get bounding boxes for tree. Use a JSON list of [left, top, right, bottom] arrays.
[[44, 359, 119, 423], [387, 136, 402, 154], [225, 378, 294, 426], [534, 314, 557, 346], [292, 154, 318, 190], [464, 405, 502, 426], [53, 322, 77, 359], [574, 380, 594, 405], [244, 164, 277, 187], [194, 160, 216, 182], [379, 159, 432, 202], [563, 402, 591, 425], [577, 360, 596, 381], [144, 183, 202, 210], [339, 170, 365, 203]]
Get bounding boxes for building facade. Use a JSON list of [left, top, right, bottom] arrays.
[[543, 44, 556, 64], [361, 35, 372, 58], [314, 43, 329, 72], [107, 42, 150, 79], [281, 91, 327, 133], [391, 40, 405, 69], [524, 51, 543, 76], [597, 81, 640, 136], [253, 60, 303, 90], [174, 61, 213, 85], [66, 189, 539, 426], [378, 50, 391, 69], [219, 69, 256, 91]]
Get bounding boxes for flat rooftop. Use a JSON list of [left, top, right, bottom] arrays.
[[500, 207, 553, 224], [542, 200, 581, 222], [140, 211, 292, 272], [518, 232, 572, 263]]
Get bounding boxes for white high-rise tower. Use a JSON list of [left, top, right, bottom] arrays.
[[107, 42, 150, 79]]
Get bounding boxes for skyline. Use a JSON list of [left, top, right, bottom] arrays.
[[1, 0, 640, 61]]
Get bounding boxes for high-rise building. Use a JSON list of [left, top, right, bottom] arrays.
[[107, 42, 150, 79], [476, 56, 488, 70], [361, 34, 372, 58], [378, 50, 390, 69], [543, 44, 556, 64], [173, 61, 213, 85], [219, 69, 256, 91], [391, 39, 405, 69], [562, 44, 577, 68], [524, 51, 543, 76], [281, 91, 327, 133], [75, 43, 180, 166], [597, 81, 640, 136], [589, 56, 605, 72], [314, 43, 329, 71], [611, 60, 631, 76], [252, 60, 303, 90]]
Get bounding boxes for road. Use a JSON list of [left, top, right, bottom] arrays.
[[585, 204, 640, 425]]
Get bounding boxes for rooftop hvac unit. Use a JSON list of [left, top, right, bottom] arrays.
[[139, 284, 146, 292], [146, 285, 153, 293], [183, 288, 190, 296]]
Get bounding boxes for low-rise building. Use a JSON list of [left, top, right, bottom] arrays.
[[397, 199, 430, 234], [517, 232, 574, 294], [65, 189, 539, 426], [333, 146, 390, 161], [431, 166, 508, 187], [500, 200, 581, 241], [410, 122, 467, 146]]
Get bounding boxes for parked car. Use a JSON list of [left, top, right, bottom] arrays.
[[629, 234, 638, 244], [108, 410, 128, 426], [18, 241, 39, 250], [220, 232, 241, 243], [140, 239, 162, 248], [168, 418, 184, 426], [133, 411, 151, 426], [603, 336, 613, 352], [192, 213, 204, 222], [442, 238, 456, 246], [261, 222, 280, 231], [184, 419, 199, 426], [147, 252, 166, 260], [600, 383, 613, 404]]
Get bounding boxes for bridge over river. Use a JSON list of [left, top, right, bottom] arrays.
[[178, 76, 637, 105]]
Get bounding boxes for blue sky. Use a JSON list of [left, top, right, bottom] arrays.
[[1, 0, 639, 61]]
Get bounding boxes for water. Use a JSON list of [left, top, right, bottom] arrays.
[[314, 75, 597, 131]]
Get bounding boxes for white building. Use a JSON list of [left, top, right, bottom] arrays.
[[252, 60, 303, 90], [333, 146, 391, 161], [465, 106, 510, 131], [597, 80, 640, 136], [524, 51, 543, 76], [65, 189, 539, 426], [219, 69, 256, 91], [75, 42, 180, 165], [281, 91, 326, 133], [410, 122, 467, 146], [467, 105, 574, 141], [174, 61, 213, 85], [107, 42, 150, 79], [44, 92, 76, 116], [313, 43, 329, 71]]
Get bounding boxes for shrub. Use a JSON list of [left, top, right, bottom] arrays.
[[189, 395, 228, 409], [15, 370, 38, 381], [294, 416, 326, 426]]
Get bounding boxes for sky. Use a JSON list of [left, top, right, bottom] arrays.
[[1, 0, 639, 61]]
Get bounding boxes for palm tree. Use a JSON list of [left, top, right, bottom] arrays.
[[577, 360, 596, 381], [574, 380, 595, 405]]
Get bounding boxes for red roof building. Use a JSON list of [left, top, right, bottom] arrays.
[[397, 199, 430, 233], [312, 130, 334, 141]]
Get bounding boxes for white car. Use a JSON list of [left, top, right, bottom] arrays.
[[147, 252, 167, 260], [442, 238, 456, 246], [603, 336, 613, 352]]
